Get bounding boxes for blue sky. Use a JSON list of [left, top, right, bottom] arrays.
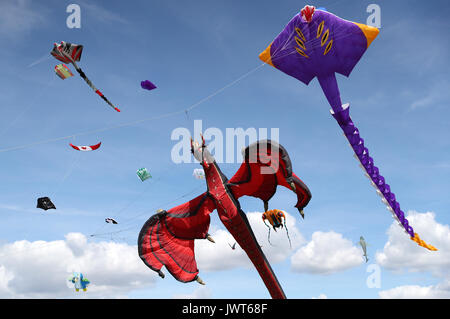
[[0, 0, 449, 299]]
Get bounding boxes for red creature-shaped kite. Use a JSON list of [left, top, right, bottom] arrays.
[[138, 138, 311, 299]]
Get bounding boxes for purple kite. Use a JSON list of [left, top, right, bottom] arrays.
[[141, 80, 157, 91], [259, 5, 436, 251]]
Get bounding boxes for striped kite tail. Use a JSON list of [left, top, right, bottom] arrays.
[[74, 65, 120, 112]]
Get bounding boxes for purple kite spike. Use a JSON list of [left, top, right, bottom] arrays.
[[387, 192, 396, 205], [407, 226, 414, 234], [332, 105, 351, 124], [392, 202, 400, 214], [343, 124, 356, 135], [367, 156, 374, 168], [354, 143, 365, 156], [383, 184, 391, 195], [371, 166, 380, 179], [377, 176, 385, 187], [396, 210, 404, 223], [348, 130, 360, 145], [141, 80, 157, 91]]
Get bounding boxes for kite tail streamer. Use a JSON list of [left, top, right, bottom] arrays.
[[72, 62, 120, 112], [283, 219, 292, 249], [264, 221, 274, 246], [330, 103, 437, 251], [410, 232, 437, 250]]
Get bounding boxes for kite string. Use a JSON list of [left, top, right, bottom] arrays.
[[2, 19, 306, 154], [185, 63, 266, 113], [106, 184, 204, 229], [0, 179, 195, 259], [27, 54, 52, 68], [0, 76, 56, 141], [283, 218, 292, 249], [263, 221, 274, 247], [0, 3, 386, 154], [52, 147, 81, 198], [89, 184, 204, 238], [0, 63, 266, 153], [89, 166, 173, 236]]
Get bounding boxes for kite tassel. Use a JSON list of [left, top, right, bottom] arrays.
[[411, 233, 437, 251]]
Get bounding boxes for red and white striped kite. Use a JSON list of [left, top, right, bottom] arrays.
[[51, 41, 120, 112], [69, 142, 101, 152]]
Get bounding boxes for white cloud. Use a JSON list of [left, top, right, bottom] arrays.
[[375, 211, 450, 277], [312, 293, 328, 299], [291, 231, 363, 275], [0, 266, 14, 296], [376, 211, 450, 299], [196, 229, 249, 271], [379, 280, 450, 299], [246, 211, 306, 263], [172, 286, 213, 299], [0, 233, 157, 298], [0, 211, 305, 298], [195, 211, 305, 272]]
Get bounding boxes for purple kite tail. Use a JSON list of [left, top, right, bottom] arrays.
[[331, 104, 437, 251]]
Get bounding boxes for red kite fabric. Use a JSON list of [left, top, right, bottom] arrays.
[[69, 142, 101, 151], [138, 139, 311, 299]]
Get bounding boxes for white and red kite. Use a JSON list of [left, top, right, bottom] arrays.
[[69, 142, 101, 152], [51, 41, 120, 112]]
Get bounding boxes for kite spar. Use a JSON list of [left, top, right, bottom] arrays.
[[51, 41, 120, 112], [260, 5, 436, 251]]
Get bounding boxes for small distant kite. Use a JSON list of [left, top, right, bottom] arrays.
[[54, 64, 73, 80], [105, 218, 118, 224], [51, 41, 120, 112], [37, 197, 56, 210], [228, 242, 236, 250], [141, 80, 157, 91], [358, 236, 369, 263], [262, 209, 292, 248], [136, 168, 152, 182], [68, 272, 90, 292], [69, 142, 101, 152], [193, 168, 205, 180]]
